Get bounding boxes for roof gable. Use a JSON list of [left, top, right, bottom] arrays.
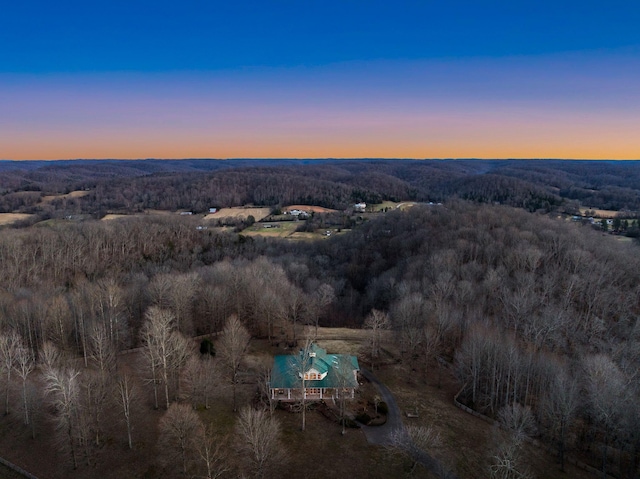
[[270, 343, 359, 389]]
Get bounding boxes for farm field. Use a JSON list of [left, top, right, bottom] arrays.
[[370, 201, 420, 212], [579, 207, 621, 218], [205, 207, 271, 221], [41, 190, 90, 203], [283, 205, 338, 213], [0, 213, 33, 225], [242, 222, 346, 240]]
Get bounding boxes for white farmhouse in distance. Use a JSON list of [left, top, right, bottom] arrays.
[[354, 202, 366, 213]]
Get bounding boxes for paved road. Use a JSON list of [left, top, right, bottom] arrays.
[[359, 368, 459, 479]]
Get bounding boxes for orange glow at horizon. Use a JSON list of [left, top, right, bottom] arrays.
[[3, 56, 640, 160]]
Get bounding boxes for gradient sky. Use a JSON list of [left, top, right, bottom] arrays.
[[1, 1, 640, 160]]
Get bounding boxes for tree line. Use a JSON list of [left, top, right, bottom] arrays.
[[0, 196, 639, 476]]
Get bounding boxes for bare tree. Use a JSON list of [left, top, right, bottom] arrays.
[[184, 355, 216, 410], [0, 331, 20, 415], [13, 343, 35, 426], [308, 283, 335, 337], [218, 315, 250, 412], [364, 309, 390, 370], [585, 354, 627, 479], [236, 406, 286, 479], [39, 340, 63, 374], [497, 403, 537, 440], [333, 354, 356, 435], [88, 323, 116, 377], [95, 278, 126, 348], [388, 425, 441, 475], [197, 425, 229, 479], [287, 338, 313, 431], [540, 365, 579, 471], [81, 369, 109, 447], [44, 366, 81, 469], [115, 373, 138, 450], [257, 362, 276, 415], [140, 307, 190, 409], [158, 402, 204, 475], [489, 435, 533, 479]]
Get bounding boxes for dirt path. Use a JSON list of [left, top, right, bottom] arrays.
[[360, 368, 458, 479]]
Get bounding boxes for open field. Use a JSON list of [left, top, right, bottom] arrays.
[[579, 207, 622, 218], [283, 205, 338, 213], [101, 214, 129, 221], [242, 222, 347, 240], [242, 221, 299, 238], [41, 190, 90, 203], [205, 207, 271, 221], [0, 213, 33, 225], [371, 201, 419, 212]]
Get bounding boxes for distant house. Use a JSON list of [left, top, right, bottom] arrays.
[[269, 344, 359, 402], [179, 211, 193, 215], [354, 202, 366, 213], [209, 208, 217, 214]]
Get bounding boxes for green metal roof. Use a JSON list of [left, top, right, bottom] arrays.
[[270, 344, 359, 389]]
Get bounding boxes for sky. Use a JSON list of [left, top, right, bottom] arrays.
[[1, 1, 640, 160]]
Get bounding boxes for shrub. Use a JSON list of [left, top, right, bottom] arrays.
[[356, 412, 371, 424], [200, 338, 216, 356]]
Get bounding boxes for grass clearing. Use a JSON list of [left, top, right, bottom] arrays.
[[283, 205, 338, 213], [0, 213, 33, 225], [579, 207, 621, 218], [205, 207, 271, 222], [242, 221, 298, 238], [41, 190, 90, 203]]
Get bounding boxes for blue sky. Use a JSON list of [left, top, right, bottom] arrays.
[[1, 1, 640, 159], [3, 1, 640, 72]]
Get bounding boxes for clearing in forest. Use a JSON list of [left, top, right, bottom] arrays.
[[205, 207, 271, 221], [41, 190, 90, 203], [283, 205, 338, 213], [0, 213, 33, 225]]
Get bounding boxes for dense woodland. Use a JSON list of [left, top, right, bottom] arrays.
[[0, 160, 639, 478], [3, 159, 640, 219]]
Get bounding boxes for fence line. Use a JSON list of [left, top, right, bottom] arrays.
[[453, 385, 615, 479], [0, 456, 39, 479]]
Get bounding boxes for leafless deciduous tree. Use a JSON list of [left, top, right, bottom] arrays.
[[196, 425, 229, 479], [184, 355, 216, 410], [115, 373, 138, 450], [158, 402, 203, 475], [540, 365, 579, 471], [488, 435, 533, 479], [497, 403, 537, 440], [364, 309, 390, 370], [308, 283, 335, 337], [95, 278, 126, 349], [218, 315, 250, 412], [88, 323, 116, 377], [140, 306, 190, 409], [333, 354, 355, 435], [585, 354, 627, 479], [44, 366, 81, 469], [0, 331, 20, 415], [287, 338, 313, 431], [236, 406, 286, 479], [13, 342, 34, 425], [388, 425, 441, 475]]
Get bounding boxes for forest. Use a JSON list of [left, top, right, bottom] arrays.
[[0, 159, 639, 479]]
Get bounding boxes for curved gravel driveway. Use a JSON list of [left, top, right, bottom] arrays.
[[359, 368, 459, 479]]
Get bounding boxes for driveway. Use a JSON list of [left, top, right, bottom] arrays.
[[359, 368, 459, 479]]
